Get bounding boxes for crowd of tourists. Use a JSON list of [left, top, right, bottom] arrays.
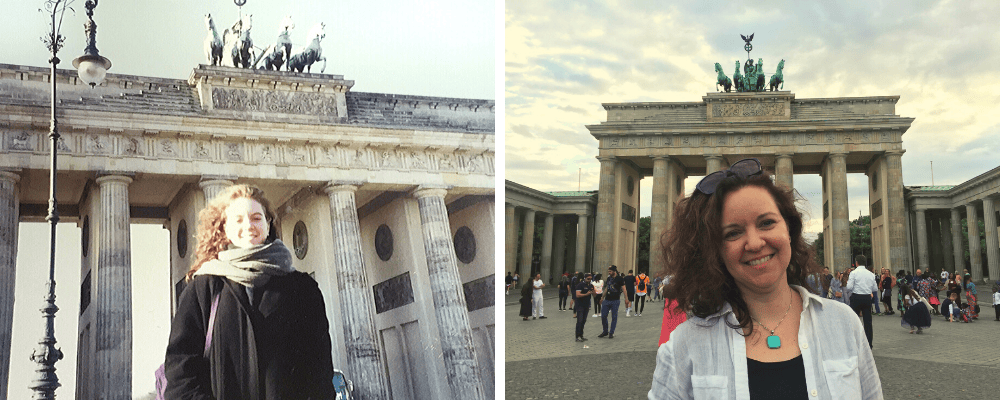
[[808, 262, 1000, 334]]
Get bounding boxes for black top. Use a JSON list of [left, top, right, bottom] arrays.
[[747, 355, 808, 400], [558, 280, 571, 293], [624, 275, 636, 291], [603, 276, 626, 301], [575, 282, 593, 307]]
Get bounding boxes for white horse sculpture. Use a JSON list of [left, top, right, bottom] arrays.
[[222, 14, 254, 68], [204, 14, 223, 66], [257, 15, 294, 70], [287, 22, 327, 73]]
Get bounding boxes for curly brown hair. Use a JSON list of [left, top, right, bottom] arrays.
[[186, 184, 278, 280], [659, 169, 819, 337]]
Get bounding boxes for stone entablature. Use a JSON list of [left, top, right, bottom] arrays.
[[599, 129, 904, 152], [597, 92, 902, 126], [0, 64, 495, 134], [907, 166, 1000, 208], [0, 126, 494, 181], [505, 180, 596, 216]]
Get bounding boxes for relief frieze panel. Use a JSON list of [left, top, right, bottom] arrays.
[[87, 134, 110, 155], [287, 145, 309, 165], [158, 139, 179, 158], [226, 143, 244, 162], [122, 137, 142, 156], [711, 102, 784, 118], [350, 148, 370, 169], [211, 87, 339, 117], [7, 130, 35, 151], [193, 140, 213, 159]]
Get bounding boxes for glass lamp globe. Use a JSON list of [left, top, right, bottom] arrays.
[[72, 55, 112, 88]]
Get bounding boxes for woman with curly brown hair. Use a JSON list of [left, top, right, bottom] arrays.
[[648, 159, 881, 399], [163, 184, 336, 399]]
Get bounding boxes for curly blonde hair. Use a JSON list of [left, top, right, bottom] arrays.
[[186, 184, 278, 280]]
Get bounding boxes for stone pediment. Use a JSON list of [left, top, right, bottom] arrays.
[[189, 64, 353, 124]]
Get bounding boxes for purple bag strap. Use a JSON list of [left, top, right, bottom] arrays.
[[203, 293, 220, 358]]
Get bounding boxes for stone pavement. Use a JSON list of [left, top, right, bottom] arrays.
[[505, 287, 1000, 399]]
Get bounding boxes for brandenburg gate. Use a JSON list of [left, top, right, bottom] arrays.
[[587, 90, 914, 275]]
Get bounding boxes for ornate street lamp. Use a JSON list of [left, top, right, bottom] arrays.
[[31, 0, 110, 398]]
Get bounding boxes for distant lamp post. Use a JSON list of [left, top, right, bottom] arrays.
[[31, 0, 111, 398]]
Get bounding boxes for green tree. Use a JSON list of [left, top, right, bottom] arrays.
[[812, 232, 824, 266], [637, 216, 651, 273], [850, 215, 872, 265]]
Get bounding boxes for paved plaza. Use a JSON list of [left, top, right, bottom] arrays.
[[505, 286, 1000, 399]]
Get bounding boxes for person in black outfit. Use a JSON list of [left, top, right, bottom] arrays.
[[574, 273, 594, 341], [505, 272, 513, 295], [598, 266, 630, 339], [557, 275, 571, 311], [624, 270, 637, 316], [880, 270, 895, 315]]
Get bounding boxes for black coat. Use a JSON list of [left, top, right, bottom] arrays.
[[164, 273, 335, 400]]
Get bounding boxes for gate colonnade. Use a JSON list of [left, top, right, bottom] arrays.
[[504, 181, 597, 282], [0, 63, 495, 399], [906, 168, 1000, 282], [586, 91, 915, 276]]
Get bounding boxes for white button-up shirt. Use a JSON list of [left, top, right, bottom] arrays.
[[648, 285, 882, 400], [846, 266, 879, 296]]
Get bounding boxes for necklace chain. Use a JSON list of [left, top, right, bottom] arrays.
[[750, 290, 793, 335]]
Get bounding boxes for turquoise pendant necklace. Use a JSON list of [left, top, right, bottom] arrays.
[[750, 290, 793, 350]]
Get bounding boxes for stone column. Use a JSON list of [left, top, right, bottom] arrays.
[[565, 221, 577, 272], [828, 152, 851, 271], [0, 171, 19, 400], [575, 213, 589, 272], [552, 218, 567, 277], [198, 176, 234, 203], [412, 187, 486, 399], [519, 209, 536, 279], [775, 153, 794, 190], [541, 214, 554, 282], [593, 156, 617, 270], [323, 183, 391, 400], [705, 154, 724, 174], [94, 174, 133, 400], [941, 214, 955, 272], [951, 208, 964, 272], [504, 204, 516, 275], [650, 156, 671, 275], [966, 203, 983, 282], [884, 150, 909, 272], [983, 197, 999, 281], [915, 209, 930, 271]]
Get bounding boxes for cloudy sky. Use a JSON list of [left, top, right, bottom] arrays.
[[1, 0, 493, 398], [505, 1, 1000, 239]]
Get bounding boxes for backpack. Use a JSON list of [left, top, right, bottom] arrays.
[[638, 278, 646, 291], [155, 293, 220, 400]]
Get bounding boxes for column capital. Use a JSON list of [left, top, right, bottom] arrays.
[[828, 151, 848, 158], [884, 149, 906, 157], [412, 185, 450, 200], [199, 174, 237, 182], [95, 174, 133, 186], [0, 170, 20, 183], [704, 154, 723, 160], [198, 178, 234, 188], [651, 155, 672, 161], [596, 155, 617, 163], [775, 153, 794, 158], [322, 180, 365, 195]]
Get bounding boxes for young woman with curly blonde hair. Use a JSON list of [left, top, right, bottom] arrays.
[[163, 184, 336, 399]]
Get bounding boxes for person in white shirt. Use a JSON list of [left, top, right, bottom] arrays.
[[532, 274, 546, 319], [845, 255, 878, 348], [649, 159, 881, 399], [992, 287, 1000, 321]]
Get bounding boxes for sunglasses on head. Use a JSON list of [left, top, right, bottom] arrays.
[[694, 158, 763, 195]]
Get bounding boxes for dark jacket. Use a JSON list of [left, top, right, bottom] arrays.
[[164, 273, 335, 400]]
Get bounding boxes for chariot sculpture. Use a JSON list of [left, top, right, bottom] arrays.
[[202, 10, 327, 74], [714, 33, 785, 92]]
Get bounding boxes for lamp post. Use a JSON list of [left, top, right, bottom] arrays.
[[30, 1, 110, 398]]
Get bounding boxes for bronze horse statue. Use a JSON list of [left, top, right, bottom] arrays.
[[714, 63, 732, 92], [769, 59, 785, 91]]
